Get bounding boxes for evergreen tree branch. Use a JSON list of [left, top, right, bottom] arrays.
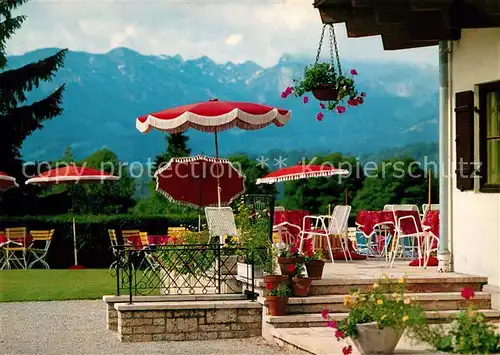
[[0, 15, 25, 68], [0, 49, 67, 107], [0, 0, 29, 16], [0, 85, 65, 149]]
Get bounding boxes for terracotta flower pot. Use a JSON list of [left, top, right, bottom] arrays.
[[263, 275, 290, 288], [277, 257, 305, 276], [312, 84, 339, 101], [306, 260, 325, 279], [265, 296, 289, 316], [352, 322, 404, 354], [291, 277, 312, 297]]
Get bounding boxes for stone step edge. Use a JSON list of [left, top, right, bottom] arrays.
[[103, 293, 246, 303], [265, 309, 500, 324], [270, 328, 314, 355], [114, 299, 261, 311], [257, 292, 491, 305], [252, 276, 488, 287]]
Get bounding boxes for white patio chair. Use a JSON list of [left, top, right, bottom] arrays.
[[422, 204, 439, 218], [385, 205, 427, 268], [3, 227, 30, 269], [28, 229, 54, 269], [205, 207, 238, 244], [299, 205, 352, 263]]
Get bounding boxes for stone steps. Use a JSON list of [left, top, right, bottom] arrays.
[[265, 292, 492, 314], [265, 309, 500, 329], [242, 276, 488, 296]]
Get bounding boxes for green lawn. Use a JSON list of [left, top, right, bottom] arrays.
[[0, 269, 116, 302]]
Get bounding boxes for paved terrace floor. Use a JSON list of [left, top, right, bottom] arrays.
[[320, 259, 486, 281]]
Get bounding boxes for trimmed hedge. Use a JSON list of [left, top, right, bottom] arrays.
[[0, 214, 201, 269]]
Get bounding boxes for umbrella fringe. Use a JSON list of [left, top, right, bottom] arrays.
[[137, 108, 291, 134], [256, 170, 349, 184], [155, 184, 245, 209]]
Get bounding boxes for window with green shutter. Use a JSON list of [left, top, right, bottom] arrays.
[[479, 81, 500, 192]]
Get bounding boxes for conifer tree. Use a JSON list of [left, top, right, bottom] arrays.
[[0, 0, 67, 174]]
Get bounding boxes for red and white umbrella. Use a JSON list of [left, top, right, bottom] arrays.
[[26, 165, 119, 268], [136, 99, 291, 134], [155, 155, 245, 208], [256, 164, 349, 184], [137, 99, 291, 206], [0, 171, 19, 192]]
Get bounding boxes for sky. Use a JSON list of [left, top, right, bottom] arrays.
[[8, 0, 438, 68]]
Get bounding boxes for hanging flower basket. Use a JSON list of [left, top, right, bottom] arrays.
[[280, 24, 366, 121]]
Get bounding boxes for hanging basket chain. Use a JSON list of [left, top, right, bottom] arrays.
[[328, 24, 343, 76], [315, 24, 327, 65]]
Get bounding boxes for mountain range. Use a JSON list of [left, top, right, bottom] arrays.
[[7, 48, 439, 163]]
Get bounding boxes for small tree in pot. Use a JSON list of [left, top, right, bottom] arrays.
[[265, 283, 292, 316]]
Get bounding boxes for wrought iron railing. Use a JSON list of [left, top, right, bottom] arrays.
[[112, 244, 263, 302]]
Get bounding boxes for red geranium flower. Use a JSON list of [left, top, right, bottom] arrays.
[[361, 92, 366, 97], [288, 264, 296, 273], [336, 105, 346, 114], [350, 69, 358, 75], [303, 96, 309, 104], [289, 245, 299, 255], [265, 282, 274, 291], [327, 321, 337, 329], [319, 102, 326, 109], [356, 97, 364, 104], [342, 345, 353, 355], [335, 330, 345, 340], [461, 287, 475, 300], [316, 112, 324, 121], [321, 309, 329, 319]]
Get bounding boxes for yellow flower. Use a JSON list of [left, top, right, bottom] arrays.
[[377, 299, 383, 305], [344, 295, 351, 306], [381, 315, 387, 320], [398, 277, 405, 284], [402, 315, 409, 322], [372, 283, 379, 289], [404, 298, 411, 304]]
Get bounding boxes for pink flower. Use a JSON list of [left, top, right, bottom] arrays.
[[336, 106, 346, 114], [281, 86, 294, 99], [321, 309, 329, 320], [342, 345, 353, 355], [361, 92, 366, 97], [356, 97, 364, 104], [316, 112, 324, 121], [347, 99, 357, 107], [319, 102, 326, 109], [461, 287, 475, 300], [350, 69, 358, 75], [289, 245, 299, 255], [303, 96, 309, 104], [327, 321, 337, 329], [335, 329, 345, 340], [281, 92, 287, 99]]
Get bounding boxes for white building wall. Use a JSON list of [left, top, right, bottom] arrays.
[[449, 28, 500, 306]]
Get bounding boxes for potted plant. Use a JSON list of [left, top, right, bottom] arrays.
[[408, 287, 500, 354], [265, 283, 292, 316], [280, 24, 365, 121], [276, 242, 305, 276], [303, 238, 326, 279], [291, 263, 312, 297], [263, 244, 289, 288], [322, 276, 424, 355]]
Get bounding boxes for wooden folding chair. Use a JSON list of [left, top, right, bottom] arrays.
[[3, 227, 30, 269], [28, 230, 54, 269]]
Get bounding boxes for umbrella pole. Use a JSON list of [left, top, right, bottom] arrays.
[[344, 188, 348, 205], [427, 168, 432, 209], [214, 130, 221, 207], [71, 187, 78, 266]]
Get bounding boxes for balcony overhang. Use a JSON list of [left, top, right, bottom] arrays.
[[314, 0, 500, 50]]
